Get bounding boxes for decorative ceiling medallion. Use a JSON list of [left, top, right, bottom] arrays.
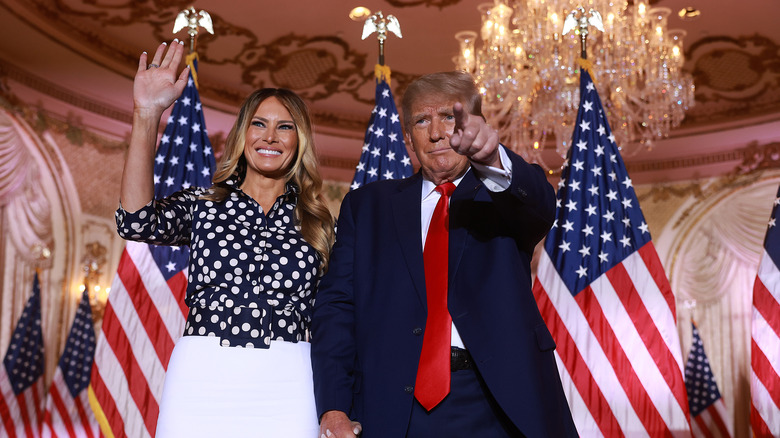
[[239, 34, 370, 103], [696, 49, 760, 93], [683, 34, 780, 124]]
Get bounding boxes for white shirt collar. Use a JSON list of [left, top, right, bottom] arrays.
[[421, 168, 469, 201]]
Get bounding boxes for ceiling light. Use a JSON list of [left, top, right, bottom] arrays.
[[678, 7, 701, 20], [454, 1, 695, 171], [349, 7, 371, 21]]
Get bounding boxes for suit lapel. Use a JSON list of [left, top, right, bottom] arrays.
[[448, 169, 483, 290], [391, 174, 427, 308]]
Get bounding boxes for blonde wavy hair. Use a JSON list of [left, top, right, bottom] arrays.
[[203, 88, 335, 272]]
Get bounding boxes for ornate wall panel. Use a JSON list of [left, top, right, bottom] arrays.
[[655, 170, 780, 438], [0, 107, 82, 382]]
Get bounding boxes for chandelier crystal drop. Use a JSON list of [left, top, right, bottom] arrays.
[[454, 0, 695, 172]]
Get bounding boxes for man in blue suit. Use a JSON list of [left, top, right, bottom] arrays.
[[312, 71, 577, 437]]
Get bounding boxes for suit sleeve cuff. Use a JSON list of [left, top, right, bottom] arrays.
[[471, 145, 513, 192]]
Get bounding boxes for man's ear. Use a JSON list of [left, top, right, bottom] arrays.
[[404, 131, 415, 152]]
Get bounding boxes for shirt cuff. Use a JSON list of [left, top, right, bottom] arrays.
[[471, 146, 513, 192]]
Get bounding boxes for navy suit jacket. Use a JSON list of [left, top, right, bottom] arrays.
[[312, 148, 578, 437]]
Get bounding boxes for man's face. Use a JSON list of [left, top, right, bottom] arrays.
[[405, 96, 470, 185]]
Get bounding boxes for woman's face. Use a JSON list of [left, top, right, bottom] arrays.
[[242, 96, 299, 180]]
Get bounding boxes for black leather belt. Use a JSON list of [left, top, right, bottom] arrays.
[[451, 347, 473, 371]]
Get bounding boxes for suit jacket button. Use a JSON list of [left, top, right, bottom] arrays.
[[517, 188, 528, 197], [404, 385, 414, 394], [412, 327, 422, 335]]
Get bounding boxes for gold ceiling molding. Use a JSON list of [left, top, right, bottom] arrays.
[[640, 172, 766, 230], [546, 144, 751, 178], [2, 50, 776, 179], [625, 150, 744, 174], [682, 33, 780, 125], [0, 58, 365, 172], [0, 59, 132, 125], [734, 140, 780, 174], [636, 182, 704, 204], [637, 141, 780, 210], [6, 0, 416, 131], [14, 0, 780, 131], [236, 33, 370, 103]]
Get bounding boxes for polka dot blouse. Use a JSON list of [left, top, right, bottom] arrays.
[[116, 182, 321, 349]]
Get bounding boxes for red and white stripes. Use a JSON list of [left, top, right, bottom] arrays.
[[0, 370, 44, 438], [534, 242, 691, 437], [41, 370, 101, 438], [89, 242, 187, 438], [750, 249, 780, 437]]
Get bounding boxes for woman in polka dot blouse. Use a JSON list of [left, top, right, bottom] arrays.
[[117, 40, 336, 437]]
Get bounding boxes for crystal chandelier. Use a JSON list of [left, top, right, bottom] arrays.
[[453, 0, 695, 172]]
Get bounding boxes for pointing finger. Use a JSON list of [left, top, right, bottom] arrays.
[[453, 102, 468, 134]]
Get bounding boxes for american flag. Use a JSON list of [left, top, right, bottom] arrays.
[[350, 71, 412, 190], [0, 272, 45, 438], [750, 183, 780, 437], [89, 56, 215, 438], [41, 290, 102, 438], [685, 321, 733, 437], [532, 70, 692, 437]]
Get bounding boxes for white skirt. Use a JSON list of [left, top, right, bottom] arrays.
[[155, 335, 320, 438]]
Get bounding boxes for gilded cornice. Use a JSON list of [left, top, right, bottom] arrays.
[[637, 141, 780, 228]]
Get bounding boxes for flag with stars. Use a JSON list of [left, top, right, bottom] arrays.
[[685, 321, 733, 438], [0, 272, 45, 438], [750, 183, 780, 437], [350, 68, 412, 190], [41, 290, 103, 438], [532, 69, 691, 437], [90, 54, 215, 438]]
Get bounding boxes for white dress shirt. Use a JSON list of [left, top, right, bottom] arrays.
[[419, 147, 514, 348]]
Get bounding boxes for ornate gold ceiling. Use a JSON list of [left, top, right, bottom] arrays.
[[0, 0, 778, 183], [4, 0, 779, 127]]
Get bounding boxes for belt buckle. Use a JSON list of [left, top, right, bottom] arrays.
[[450, 347, 471, 371]]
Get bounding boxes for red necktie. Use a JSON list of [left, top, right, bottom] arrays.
[[415, 182, 456, 411]]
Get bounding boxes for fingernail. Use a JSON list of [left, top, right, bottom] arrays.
[[173, 38, 178, 43], [162, 42, 167, 46], [179, 39, 184, 45], [142, 51, 147, 55], [326, 430, 333, 437], [354, 427, 361, 434], [320, 435, 326, 438]]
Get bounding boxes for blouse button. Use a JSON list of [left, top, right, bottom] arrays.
[[404, 385, 414, 394], [412, 327, 422, 335]]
